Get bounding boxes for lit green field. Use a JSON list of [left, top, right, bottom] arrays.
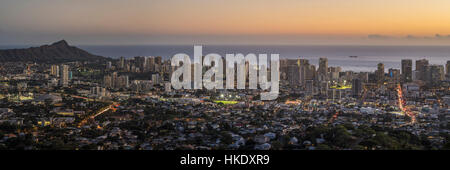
[[214, 100, 238, 105], [330, 85, 352, 89]]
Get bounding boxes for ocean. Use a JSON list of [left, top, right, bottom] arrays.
[[2, 45, 449, 72]]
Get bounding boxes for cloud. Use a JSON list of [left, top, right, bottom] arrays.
[[361, 34, 450, 45], [367, 34, 392, 39], [405, 34, 450, 39], [405, 35, 418, 39], [369, 34, 450, 40], [435, 34, 450, 39]]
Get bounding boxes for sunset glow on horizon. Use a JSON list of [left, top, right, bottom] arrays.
[[1, 0, 450, 45]]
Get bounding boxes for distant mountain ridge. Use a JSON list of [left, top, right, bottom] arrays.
[[0, 40, 108, 63]]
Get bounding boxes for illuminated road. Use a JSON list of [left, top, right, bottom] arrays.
[[396, 84, 416, 123], [328, 111, 340, 124], [77, 102, 118, 128]]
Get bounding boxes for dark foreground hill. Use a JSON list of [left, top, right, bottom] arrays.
[[0, 40, 108, 63]]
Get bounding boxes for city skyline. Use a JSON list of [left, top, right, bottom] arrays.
[[0, 38, 448, 152]]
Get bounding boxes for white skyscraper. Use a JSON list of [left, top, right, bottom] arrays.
[[60, 65, 69, 87]]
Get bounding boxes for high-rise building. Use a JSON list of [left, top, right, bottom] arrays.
[[416, 59, 429, 71], [152, 73, 160, 85], [446, 61, 450, 80], [328, 67, 341, 80], [90, 86, 108, 97], [416, 59, 429, 81], [151, 57, 156, 71], [119, 56, 125, 69], [145, 56, 155, 72], [103, 75, 112, 88], [134, 56, 146, 73], [305, 80, 314, 96], [280, 59, 301, 86], [162, 60, 174, 81], [51, 65, 59, 77], [281, 60, 311, 87], [286, 63, 301, 85], [280, 59, 288, 80], [300, 59, 313, 86], [358, 72, 369, 83], [59, 65, 69, 87], [375, 63, 385, 84], [155, 56, 162, 64], [425, 65, 444, 86], [155, 56, 162, 72], [280, 58, 316, 87], [401, 59, 412, 82], [305, 65, 316, 81], [340, 71, 355, 83], [412, 70, 420, 81], [118, 75, 129, 88], [318, 58, 328, 81], [106, 61, 112, 69], [318, 81, 329, 97], [165, 82, 172, 92], [388, 68, 401, 83], [104, 72, 129, 89], [352, 78, 362, 98], [112, 72, 118, 87]]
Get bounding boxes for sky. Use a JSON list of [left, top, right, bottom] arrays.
[[1, 0, 450, 45]]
